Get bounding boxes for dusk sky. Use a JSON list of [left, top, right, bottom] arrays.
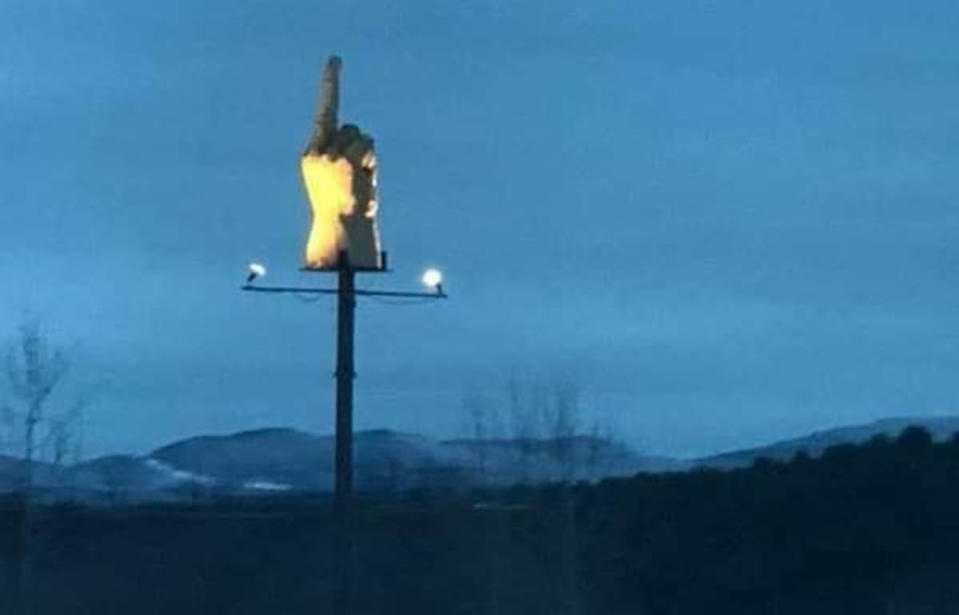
[[2, 1, 958, 458]]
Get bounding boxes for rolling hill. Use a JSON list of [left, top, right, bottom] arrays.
[[4, 415, 959, 501]]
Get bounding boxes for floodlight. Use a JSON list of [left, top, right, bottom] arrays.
[[421, 268, 443, 291], [247, 262, 267, 284]]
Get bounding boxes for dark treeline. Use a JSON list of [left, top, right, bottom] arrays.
[[3, 425, 959, 614]]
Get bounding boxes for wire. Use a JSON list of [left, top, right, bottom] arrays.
[[292, 292, 329, 303], [366, 295, 442, 306]]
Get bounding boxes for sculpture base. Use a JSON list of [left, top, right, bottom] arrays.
[[302, 251, 389, 273]]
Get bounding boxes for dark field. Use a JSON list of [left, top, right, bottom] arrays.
[[4, 427, 959, 615]]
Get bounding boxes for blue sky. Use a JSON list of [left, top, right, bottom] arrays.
[[2, 1, 958, 457]]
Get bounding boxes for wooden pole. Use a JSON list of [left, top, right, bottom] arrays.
[[333, 251, 355, 614]]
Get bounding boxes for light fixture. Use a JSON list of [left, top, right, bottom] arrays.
[[421, 268, 443, 293], [247, 262, 267, 284]]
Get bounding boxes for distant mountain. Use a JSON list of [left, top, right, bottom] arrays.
[[69, 455, 196, 494], [0, 453, 206, 502], [441, 435, 685, 481], [696, 416, 959, 470], [152, 428, 332, 491], [149, 427, 655, 493], [0, 455, 60, 490], [0, 455, 31, 489], [150, 427, 472, 493], [0, 427, 663, 499], [4, 415, 958, 502]]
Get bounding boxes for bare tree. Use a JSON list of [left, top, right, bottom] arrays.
[[462, 389, 506, 615], [384, 449, 405, 494], [3, 322, 71, 493], [544, 379, 581, 483], [49, 414, 72, 468], [49, 400, 86, 493], [1, 398, 15, 453], [584, 418, 614, 481], [462, 391, 493, 482], [539, 377, 584, 615], [501, 374, 592, 614], [1, 322, 78, 613], [507, 375, 539, 484]]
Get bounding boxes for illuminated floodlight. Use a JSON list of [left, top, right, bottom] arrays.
[[421, 268, 443, 291], [247, 262, 267, 283]]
